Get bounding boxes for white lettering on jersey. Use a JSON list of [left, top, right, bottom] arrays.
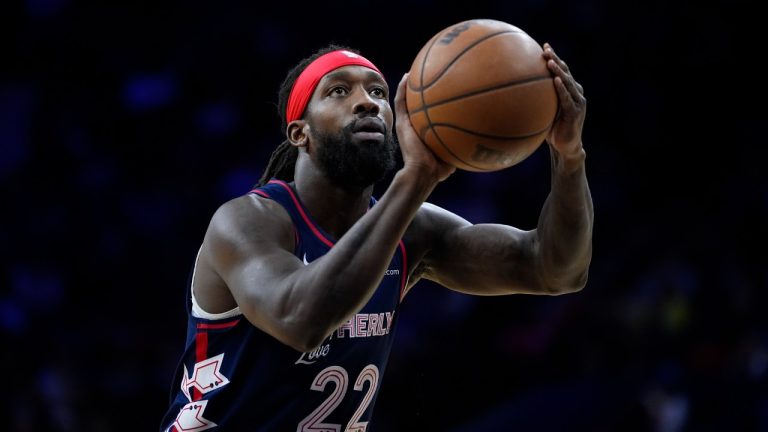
[[336, 311, 395, 339], [170, 400, 217, 431], [294, 309, 398, 365], [295, 341, 332, 365], [180, 353, 230, 402]]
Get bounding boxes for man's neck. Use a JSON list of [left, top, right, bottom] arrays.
[[293, 156, 373, 241]]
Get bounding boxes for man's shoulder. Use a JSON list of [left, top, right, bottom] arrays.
[[405, 202, 450, 252], [408, 202, 472, 243], [209, 193, 293, 236], [414, 202, 467, 228], [199, 192, 297, 280], [409, 202, 443, 233]]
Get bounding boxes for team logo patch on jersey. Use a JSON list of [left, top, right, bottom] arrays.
[[170, 400, 217, 431], [181, 353, 230, 402]]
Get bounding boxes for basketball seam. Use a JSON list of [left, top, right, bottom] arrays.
[[407, 29, 523, 92], [430, 121, 553, 140], [417, 26, 436, 140], [408, 75, 554, 116], [418, 28, 472, 168]]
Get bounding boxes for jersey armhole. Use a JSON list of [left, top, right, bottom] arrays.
[[190, 246, 242, 320]]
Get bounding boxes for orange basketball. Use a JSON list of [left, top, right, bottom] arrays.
[[406, 19, 558, 172]]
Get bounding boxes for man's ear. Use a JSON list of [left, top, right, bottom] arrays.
[[287, 120, 309, 148]]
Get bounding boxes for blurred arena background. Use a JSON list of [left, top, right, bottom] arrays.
[[1, 0, 763, 430]]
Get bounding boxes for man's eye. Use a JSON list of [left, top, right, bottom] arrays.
[[330, 87, 348, 96], [371, 88, 386, 97]]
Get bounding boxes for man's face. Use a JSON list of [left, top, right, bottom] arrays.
[[313, 119, 396, 189], [306, 66, 396, 189]]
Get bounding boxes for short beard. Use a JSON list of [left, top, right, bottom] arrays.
[[314, 122, 396, 190]]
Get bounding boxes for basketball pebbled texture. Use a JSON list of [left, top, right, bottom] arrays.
[[406, 19, 558, 172]]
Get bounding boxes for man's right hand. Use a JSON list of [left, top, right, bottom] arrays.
[[393, 73, 455, 184]]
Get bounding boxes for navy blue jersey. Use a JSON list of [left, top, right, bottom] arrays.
[[161, 179, 408, 431]]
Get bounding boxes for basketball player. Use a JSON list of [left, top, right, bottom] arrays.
[[160, 42, 592, 431]]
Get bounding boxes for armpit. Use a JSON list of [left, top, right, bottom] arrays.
[[407, 260, 429, 289]]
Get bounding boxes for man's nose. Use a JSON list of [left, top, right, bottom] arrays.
[[352, 89, 380, 116]]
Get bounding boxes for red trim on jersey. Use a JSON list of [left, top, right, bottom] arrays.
[[269, 180, 335, 248], [193, 331, 208, 401], [196, 319, 241, 330], [398, 240, 408, 301]]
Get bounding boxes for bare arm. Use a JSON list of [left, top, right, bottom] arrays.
[[419, 43, 593, 295], [201, 74, 454, 352]]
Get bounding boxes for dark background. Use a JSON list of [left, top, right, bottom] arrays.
[[2, 0, 764, 431]]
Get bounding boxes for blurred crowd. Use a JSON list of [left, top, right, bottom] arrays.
[[1, 0, 764, 431]]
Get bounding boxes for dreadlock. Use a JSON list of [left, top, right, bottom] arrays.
[[256, 44, 359, 187]]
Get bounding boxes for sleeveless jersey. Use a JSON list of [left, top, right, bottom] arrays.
[[160, 179, 408, 431]]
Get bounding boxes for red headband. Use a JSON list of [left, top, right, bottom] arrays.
[[286, 50, 382, 123]]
